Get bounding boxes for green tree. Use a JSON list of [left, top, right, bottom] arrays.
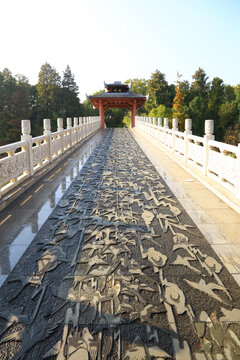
[[189, 96, 206, 136], [122, 112, 132, 127], [149, 104, 173, 120], [81, 99, 99, 117], [60, 65, 81, 118], [105, 108, 127, 127], [191, 67, 209, 98], [7, 76, 31, 143], [208, 77, 224, 117], [125, 78, 148, 114], [172, 73, 189, 131], [36, 63, 61, 119], [234, 84, 240, 119], [0, 69, 18, 144], [146, 70, 174, 112], [224, 123, 240, 145], [189, 68, 209, 136], [207, 77, 225, 139], [223, 84, 235, 102], [126, 78, 148, 95], [62, 65, 79, 93], [218, 101, 238, 140]]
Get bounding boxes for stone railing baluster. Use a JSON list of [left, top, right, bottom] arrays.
[[0, 115, 101, 202], [172, 118, 178, 153], [204, 120, 215, 176], [43, 118, 52, 163], [184, 119, 192, 163], [21, 120, 34, 176]]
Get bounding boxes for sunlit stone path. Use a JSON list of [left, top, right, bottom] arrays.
[[0, 129, 240, 359]]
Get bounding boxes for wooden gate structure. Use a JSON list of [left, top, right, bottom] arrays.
[[88, 81, 146, 128]]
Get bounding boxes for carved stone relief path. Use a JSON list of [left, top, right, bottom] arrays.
[[0, 128, 240, 359]]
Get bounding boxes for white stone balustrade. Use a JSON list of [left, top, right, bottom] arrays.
[[135, 116, 240, 198], [0, 116, 101, 198]]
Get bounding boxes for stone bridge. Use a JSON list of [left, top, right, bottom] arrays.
[[0, 118, 240, 359]]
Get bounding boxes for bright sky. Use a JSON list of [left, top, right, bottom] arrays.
[[1, 0, 240, 101]]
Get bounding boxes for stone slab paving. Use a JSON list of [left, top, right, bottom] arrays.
[[0, 129, 240, 360]]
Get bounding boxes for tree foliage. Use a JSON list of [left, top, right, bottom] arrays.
[[146, 70, 174, 112], [0, 64, 240, 144], [172, 73, 189, 131], [0, 64, 86, 144], [149, 105, 173, 120]]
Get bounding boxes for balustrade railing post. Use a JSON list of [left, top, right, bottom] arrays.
[[73, 117, 78, 144], [67, 117, 72, 148], [79, 117, 83, 141], [236, 144, 240, 198], [164, 118, 169, 147], [82, 117, 85, 138], [73, 117, 78, 127], [158, 117, 162, 141], [85, 117, 88, 137], [149, 117, 152, 136], [203, 120, 215, 176], [57, 118, 64, 154], [21, 120, 34, 176], [184, 119, 192, 163], [72, 117, 78, 145], [87, 117, 89, 135], [43, 119, 52, 162], [153, 117, 156, 139], [172, 118, 178, 153]]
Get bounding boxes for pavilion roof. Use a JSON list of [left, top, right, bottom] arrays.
[[88, 92, 145, 99]]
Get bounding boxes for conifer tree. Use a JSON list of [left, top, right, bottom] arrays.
[[62, 65, 79, 94], [61, 65, 81, 118], [37, 63, 61, 118]]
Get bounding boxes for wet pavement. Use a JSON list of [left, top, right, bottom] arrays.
[[0, 129, 240, 359], [0, 130, 104, 288]]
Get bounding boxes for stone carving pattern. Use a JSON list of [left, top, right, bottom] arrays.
[[1, 129, 239, 360], [72, 131, 77, 145], [33, 143, 49, 165], [51, 137, 61, 156], [0, 151, 28, 183], [63, 133, 71, 148]]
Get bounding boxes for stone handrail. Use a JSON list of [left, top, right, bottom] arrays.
[[0, 116, 101, 198], [135, 116, 240, 198]]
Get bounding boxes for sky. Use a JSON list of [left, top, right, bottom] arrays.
[[1, 0, 240, 101]]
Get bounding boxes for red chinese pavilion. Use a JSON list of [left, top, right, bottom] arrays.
[[88, 81, 147, 128]]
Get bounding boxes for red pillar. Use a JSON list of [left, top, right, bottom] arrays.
[[131, 101, 137, 128], [99, 102, 105, 128]]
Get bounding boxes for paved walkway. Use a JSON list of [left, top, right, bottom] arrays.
[[0, 130, 104, 287], [0, 129, 240, 359], [132, 129, 240, 287]]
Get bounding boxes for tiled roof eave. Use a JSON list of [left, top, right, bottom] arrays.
[[89, 92, 145, 99]]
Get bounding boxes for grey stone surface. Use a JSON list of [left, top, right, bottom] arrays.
[[0, 129, 240, 359]]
